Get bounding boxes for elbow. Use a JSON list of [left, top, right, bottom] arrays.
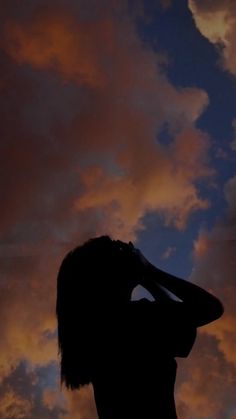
[[213, 298, 224, 320], [198, 298, 224, 327]]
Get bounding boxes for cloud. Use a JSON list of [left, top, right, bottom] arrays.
[[3, 13, 114, 88], [42, 385, 98, 419], [176, 334, 236, 418], [75, 127, 211, 239], [0, 2, 212, 240], [161, 245, 176, 259], [175, 173, 236, 417], [192, 174, 236, 366], [60, 386, 97, 419], [189, 0, 236, 77], [0, 254, 58, 382], [0, 2, 211, 243], [0, 0, 217, 417], [192, 177, 236, 366], [0, 389, 32, 419], [43, 388, 66, 411]]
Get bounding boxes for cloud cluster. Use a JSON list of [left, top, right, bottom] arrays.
[[0, 0, 222, 417], [175, 174, 236, 418], [0, 255, 57, 382], [60, 386, 97, 419], [192, 175, 236, 365], [1, 1, 211, 241], [0, 389, 32, 419], [176, 333, 236, 418], [3, 13, 114, 88], [189, 0, 236, 77]]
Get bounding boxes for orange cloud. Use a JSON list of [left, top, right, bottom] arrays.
[[194, 233, 210, 257], [75, 127, 211, 240], [1, 7, 212, 241], [189, 0, 236, 76], [191, 175, 236, 367], [0, 389, 32, 418], [60, 386, 97, 419], [0, 1, 219, 417], [176, 333, 235, 418], [0, 255, 59, 382], [173, 174, 236, 417], [3, 14, 115, 87], [43, 388, 66, 411]]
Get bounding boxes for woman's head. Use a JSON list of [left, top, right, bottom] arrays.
[[57, 236, 140, 305], [56, 235, 142, 388]]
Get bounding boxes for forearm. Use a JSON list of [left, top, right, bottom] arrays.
[[143, 263, 224, 326], [139, 276, 171, 301]]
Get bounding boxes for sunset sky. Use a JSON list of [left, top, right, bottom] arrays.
[[1, 0, 236, 418]]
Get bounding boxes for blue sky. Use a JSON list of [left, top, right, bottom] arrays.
[[135, 1, 236, 279]]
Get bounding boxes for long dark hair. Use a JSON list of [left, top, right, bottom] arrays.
[[56, 235, 139, 389]]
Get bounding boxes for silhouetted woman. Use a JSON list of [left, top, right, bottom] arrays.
[[56, 236, 224, 418]]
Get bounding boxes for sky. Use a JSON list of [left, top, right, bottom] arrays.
[[0, 0, 236, 417]]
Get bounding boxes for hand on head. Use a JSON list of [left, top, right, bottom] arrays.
[[114, 240, 152, 272]]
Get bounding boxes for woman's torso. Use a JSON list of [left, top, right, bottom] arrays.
[[91, 298, 196, 418]]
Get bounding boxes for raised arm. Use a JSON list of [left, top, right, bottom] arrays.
[[134, 248, 224, 327]]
